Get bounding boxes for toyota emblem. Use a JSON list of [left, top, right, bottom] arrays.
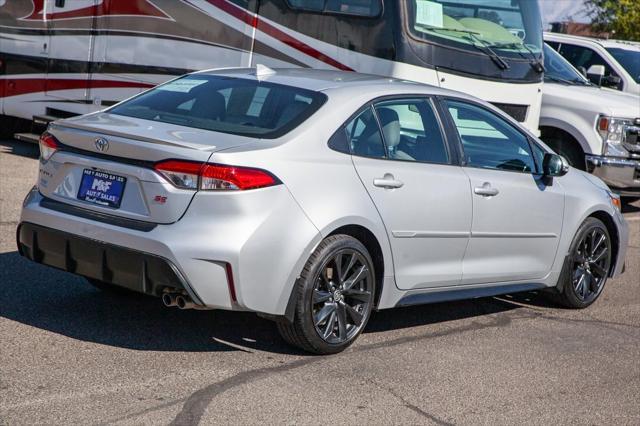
[[95, 137, 109, 152]]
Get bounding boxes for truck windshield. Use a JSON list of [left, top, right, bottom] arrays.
[[405, 0, 542, 56], [109, 74, 327, 138], [543, 43, 590, 86], [606, 47, 640, 84]]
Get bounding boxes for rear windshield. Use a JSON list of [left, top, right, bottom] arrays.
[[109, 74, 327, 138]]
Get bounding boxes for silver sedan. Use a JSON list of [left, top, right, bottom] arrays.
[[18, 68, 629, 354]]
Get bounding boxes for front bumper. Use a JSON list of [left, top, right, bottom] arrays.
[[586, 155, 640, 197]]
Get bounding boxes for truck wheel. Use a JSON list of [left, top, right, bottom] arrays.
[[555, 218, 612, 309], [0, 115, 15, 139], [277, 235, 376, 354], [541, 135, 586, 170]]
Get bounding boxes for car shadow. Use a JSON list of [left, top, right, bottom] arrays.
[[0, 139, 39, 159], [0, 251, 556, 355]]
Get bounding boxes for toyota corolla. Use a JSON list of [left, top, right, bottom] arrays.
[[18, 68, 629, 354]]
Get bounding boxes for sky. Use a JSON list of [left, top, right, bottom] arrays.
[[539, 0, 590, 27]]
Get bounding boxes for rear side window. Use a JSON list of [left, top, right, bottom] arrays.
[[373, 98, 449, 164], [286, 0, 382, 16], [109, 75, 326, 139], [344, 107, 386, 158]]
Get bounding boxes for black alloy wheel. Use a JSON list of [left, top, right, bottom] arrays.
[[277, 235, 376, 354]]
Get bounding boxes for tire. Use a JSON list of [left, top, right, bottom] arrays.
[[555, 217, 612, 308], [0, 115, 16, 139], [277, 235, 376, 354], [541, 135, 585, 170]]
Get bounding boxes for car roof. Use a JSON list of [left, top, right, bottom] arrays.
[[192, 67, 459, 97], [544, 32, 640, 50]]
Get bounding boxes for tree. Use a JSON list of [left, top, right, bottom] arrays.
[[586, 0, 640, 41]]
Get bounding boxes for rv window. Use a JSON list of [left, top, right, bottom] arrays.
[[109, 75, 327, 139], [405, 0, 542, 56], [286, 0, 382, 17], [287, 0, 324, 11]]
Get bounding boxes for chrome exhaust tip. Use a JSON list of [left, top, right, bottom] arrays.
[[162, 292, 178, 307], [175, 294, 208, 310], [176, 294, 194, 309]]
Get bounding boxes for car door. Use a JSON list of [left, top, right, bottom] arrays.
[[442, 99, 565, 285], [348, 97, 472, 290]]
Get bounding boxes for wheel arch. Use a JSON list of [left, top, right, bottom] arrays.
[[539, 125, 588, 169], [587, 210, 620, 277], [327, 224, 386, 309], [282, 219, 392, 322], [538, 117, 594, 155]]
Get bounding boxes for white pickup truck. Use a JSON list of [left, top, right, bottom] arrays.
[[539, 43, 640, 199]]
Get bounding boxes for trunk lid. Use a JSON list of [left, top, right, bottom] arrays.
[[39, 112, 258, 224]]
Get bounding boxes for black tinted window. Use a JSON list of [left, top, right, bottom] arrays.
[[606, 47, 640, 84], [445, 100, 535, 173], [287, 0, 381, 16], [345, 107, 386, 158], [559, 44, 616, 77], [373, 99, 448, 164], [545, 40, 560, 50], [110, 75, 326, 138]]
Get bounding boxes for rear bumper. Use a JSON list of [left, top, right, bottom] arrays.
[[18, 186, 320, 315], [586, 155, 640, 197], [17, 222, 202, 303]]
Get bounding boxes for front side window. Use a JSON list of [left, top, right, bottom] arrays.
[[287, 0, 382, 16], [405, 0, 542, 56], [606, 47, 640, 84], [558, 44, 617, 78], [373, 99, 449, 164], [109, 75, 326, 138], [445, 100, 535, 173], [543, 43, 589, 85]]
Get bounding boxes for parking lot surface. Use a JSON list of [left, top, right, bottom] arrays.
[[1, 139, 639, 425]]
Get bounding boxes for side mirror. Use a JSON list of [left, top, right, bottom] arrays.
[[543, 153, 569, 178], [586, 64, 605, 86]]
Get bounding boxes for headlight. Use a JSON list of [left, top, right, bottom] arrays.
[[597, 116, 632, 157]]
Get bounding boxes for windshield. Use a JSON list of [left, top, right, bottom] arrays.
[[606, 47, 640, 84], [543, 43, 589, 85], [109, 75, 327, 138], [405, 0, 542, 55]]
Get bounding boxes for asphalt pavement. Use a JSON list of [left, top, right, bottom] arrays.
[[1, 138, 639, 425]]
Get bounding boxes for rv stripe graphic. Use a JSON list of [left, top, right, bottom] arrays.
[[0, 78, 154, 98], [204, 0, 354, 71], [21, 0, 170, 21]]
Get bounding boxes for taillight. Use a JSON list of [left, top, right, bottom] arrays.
[[154, 160, 279, 191], [201, 164, 278, 190], [39, 132, 59, 161], [154, 160, 201, 189]]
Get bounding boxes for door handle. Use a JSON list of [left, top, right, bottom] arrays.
[[373, 174, 404, 189], [474, 182, 499, 197]]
